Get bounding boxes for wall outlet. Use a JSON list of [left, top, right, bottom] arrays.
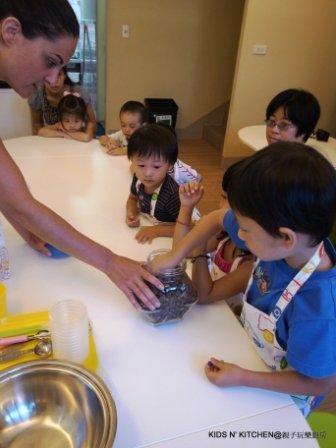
[[122, 24, 129, 38], [253, 44, 267, 55]]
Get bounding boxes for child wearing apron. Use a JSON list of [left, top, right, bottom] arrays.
[[240, 242, 327, 416], [203, 143, 336, 418], [148, 143, 336, 418]]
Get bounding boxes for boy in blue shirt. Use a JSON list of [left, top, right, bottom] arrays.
[[151, 142, 336, 416]]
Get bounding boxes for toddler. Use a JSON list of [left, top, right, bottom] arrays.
[[99, 101, 146, 155], [126, 124, 183, 243], [38, 93, 93, 142], [100, 101, 202, 185]]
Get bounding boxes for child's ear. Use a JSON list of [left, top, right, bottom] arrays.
[[141, 122, 147, 127], [278, 226, 297, 248], [1, 17, 22, 46]]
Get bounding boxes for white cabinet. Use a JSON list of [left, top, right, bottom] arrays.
[[0, 89, 31, 140]]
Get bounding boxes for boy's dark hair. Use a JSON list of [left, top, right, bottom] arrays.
[[120, 101, 147, 124], [222, 159, 245, 192], [127, 123, 178, 165], [227, 142, 336, 245], [0, 0, 79, 40], [59, 94, 87, 123], [266, 89, 320, 142]]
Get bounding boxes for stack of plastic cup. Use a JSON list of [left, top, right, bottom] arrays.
[[49, 299, 89, 364]]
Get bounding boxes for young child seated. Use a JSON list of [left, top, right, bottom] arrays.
[[173, 161, 253, 315], [99, 100, 147, 155], [126, 123, 192, 243], [37, 92, 94, 142], [151, 142, 336, 417], [99, 101, 202, 185]]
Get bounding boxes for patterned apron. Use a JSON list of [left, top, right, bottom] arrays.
[[240, 243, 324, 416], [136, 181, 167, 225], [136, 180, 200, 224], [211, 237, 249, 314]]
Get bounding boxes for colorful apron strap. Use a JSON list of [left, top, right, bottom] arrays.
[[272, 242, 324, 321]]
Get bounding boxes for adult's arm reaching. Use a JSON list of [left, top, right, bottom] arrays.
[[0, 139, 162, 310]]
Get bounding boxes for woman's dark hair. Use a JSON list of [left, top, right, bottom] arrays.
[[127, 123, 178, 165], [120, 101, 148, 124], [227, 142, 336, 245], [266, 89, 320, 142], [0, 0, 79, 40], [59, 94, 87, 123]]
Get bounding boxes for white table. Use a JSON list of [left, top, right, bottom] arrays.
[[239, 125, 336, 167], [2, 136, 317, 447]]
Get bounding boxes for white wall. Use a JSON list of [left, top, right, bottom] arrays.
[[223, 0, 336, 158], [106, 0, 244, 133], [0, 89, 31, 140]]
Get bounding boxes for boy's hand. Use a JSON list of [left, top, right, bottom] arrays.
[[126, 213, 140, 227], [149, 252, 176, 273], [107, 146, 127, 156], [135, 226, 157, 244], [99, 135, 109, 146], [205, 357, 245, 387], [106, 138, 121, 151], [179, 182, 204, 208]]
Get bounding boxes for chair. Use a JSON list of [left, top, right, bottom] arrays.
[[307, 411, 336, 448]]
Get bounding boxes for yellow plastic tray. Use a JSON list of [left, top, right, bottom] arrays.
[[0, 310, 98, 372]]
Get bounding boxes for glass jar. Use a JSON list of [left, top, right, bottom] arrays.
[[138, 249, 198, 325]]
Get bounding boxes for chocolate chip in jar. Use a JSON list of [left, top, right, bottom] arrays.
[[137, 249, 198, 325]]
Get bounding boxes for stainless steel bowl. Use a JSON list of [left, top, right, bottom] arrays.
[[0, 359, 117, 447]]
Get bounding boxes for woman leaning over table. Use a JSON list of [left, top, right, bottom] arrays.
[[0, 0, 161, 310]]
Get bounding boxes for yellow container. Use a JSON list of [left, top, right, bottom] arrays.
[[0, 309, 98, 372], [0, 283, 6, 317]]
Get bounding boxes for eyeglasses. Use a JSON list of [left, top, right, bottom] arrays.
[[264, 119, 296, 132]]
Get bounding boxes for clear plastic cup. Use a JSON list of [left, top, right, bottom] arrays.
[[49, 299, 89, 364]]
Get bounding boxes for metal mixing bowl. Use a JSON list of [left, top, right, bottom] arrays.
[[0, 359, 117, 447]]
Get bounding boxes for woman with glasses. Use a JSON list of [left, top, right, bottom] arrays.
[[264, 89, 320, 145]]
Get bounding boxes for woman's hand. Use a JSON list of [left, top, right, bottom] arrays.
[[1, 212, 52, 256], [106, 253, 162, 310]]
